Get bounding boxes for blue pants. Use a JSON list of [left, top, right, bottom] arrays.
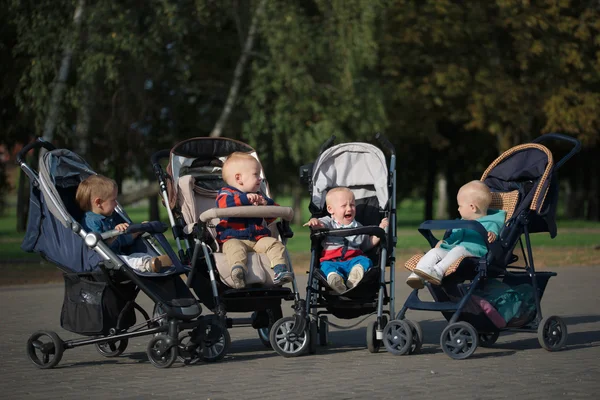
[[320, 255, 372, 280]]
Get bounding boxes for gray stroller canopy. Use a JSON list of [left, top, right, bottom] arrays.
[[311, 142, 389, 210], [39, 149, 96, 229]]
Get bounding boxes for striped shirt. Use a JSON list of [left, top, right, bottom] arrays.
[[318, 216, 371, 262], [215, 186, 277, 243]]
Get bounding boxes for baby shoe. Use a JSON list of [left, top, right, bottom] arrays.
[[346, 265, 365, 289], [405, 272, 425, 289], [327, 272, 347, 294]]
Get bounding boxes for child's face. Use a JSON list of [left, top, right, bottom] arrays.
[[327, 191, 356, 225], [236, 159, 262, 193], [457, 189, 478, 220], [94, 188, 118, 217]]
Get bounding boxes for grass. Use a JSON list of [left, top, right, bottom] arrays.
[[1, 197, 599, 286]]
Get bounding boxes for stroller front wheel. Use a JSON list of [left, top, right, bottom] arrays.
[[96, 338, 129, 357], [147, 335, 177, 368], [382, 320, 413, 356], [269, 316, 310, 357], [440, 322, 478, 360], [537, 315, 567, 351]]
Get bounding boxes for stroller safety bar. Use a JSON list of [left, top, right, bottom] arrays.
[[310, 226, 387, 242], [100, 221, 168, 240], [199, 206, 294, 222], [418, 220, 494, 249]]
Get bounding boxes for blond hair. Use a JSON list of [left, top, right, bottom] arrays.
[[325, 187, 354, 206], [459, 180, 492, 211], [221, 152, 261, 186], [76, 175, 117, 211]]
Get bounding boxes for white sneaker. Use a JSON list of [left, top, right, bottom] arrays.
[[346, 265, 365, 289], [413, 264, 443, 285], [327, 273, 347, 294], [406, 272, 425, 289]]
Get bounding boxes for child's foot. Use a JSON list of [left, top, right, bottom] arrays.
[[346, 265, 364, 289], [150, 255, 173, 273], [231, 266, 246, 289], [406, 272, 425, 289], [273, 264, 293, 285], [326, 272, 347, 294], [413, 265, 443, 285]]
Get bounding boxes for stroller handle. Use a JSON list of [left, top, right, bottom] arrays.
[[16, 138, 56, 165], [199, 206, 294, 223], [151, 149, 171, 166], [375, 133, 396, 156], [532, 133, 581, 171], [318, 135, 336, 155]]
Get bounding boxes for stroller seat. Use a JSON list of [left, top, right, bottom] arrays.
[[404, 190, 520, 278]]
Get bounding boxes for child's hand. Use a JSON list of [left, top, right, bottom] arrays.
[[435, 240, 443, 248], [246, 193, 260, 205], [115, 223, 129, 232], [487, 232, 497, 243], [303, 218, 324, 228], [256, 195, 268, 205], [379, 218, 389, 229]]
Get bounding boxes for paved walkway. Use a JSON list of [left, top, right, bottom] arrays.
[[1, 266, 599, 399]]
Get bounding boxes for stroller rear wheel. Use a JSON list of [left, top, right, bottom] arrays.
[[366, 316, 388, 353], [269, 316, 310, 357], [147, 335, 178, 368], [382, 320, 413, 355], [96, 338, 129, 357], [440, 322, 478, 360], [26, 330, 64, 369], [256, 308, 283, 349], [478, 331, 500, 348], [537, 315, 567, 351], [405, 320, 423, 354]]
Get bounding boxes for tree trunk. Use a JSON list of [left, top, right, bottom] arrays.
[[435, 175, 448, 219], [423, 155, 436, 220], [209, 0, 267, 137], [73, 85, 93, 157], [41, 0, 86, 145]]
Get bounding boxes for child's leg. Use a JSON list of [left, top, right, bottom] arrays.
[[120, 253, 173, 273], [413, 248, 449, 285], [222, 239, 251, 289], [253, 236, 292, 285], [320, 261, 346, 293], [345, 256, 373, 289], [434, 246, 475, 276]]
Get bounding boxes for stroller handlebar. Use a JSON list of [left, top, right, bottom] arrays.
[[375, 133, 396, 156], [309, 226, 387, 242], [151, 149, 171, 166], [199, 206, 294, 223], [532, 133, 582, 171], [100, 221, 168, 240], [16, 138, 56, 165]]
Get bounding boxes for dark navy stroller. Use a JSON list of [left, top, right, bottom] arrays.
[[268, 134, 398, 357], [18, 139, 228, 369], [386, 133, 580, 359]]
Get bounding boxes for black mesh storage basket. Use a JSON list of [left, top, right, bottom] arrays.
[[60, 271, 137, 335]]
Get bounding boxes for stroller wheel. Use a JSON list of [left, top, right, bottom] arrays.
[[96, 338, 129, 357], [366, 316, 388, 353], [269, 316, 310, 358], [256, 308, 283, 349], [319, 316, 329, 346], [202, 320, 230, 362], [478, 331, 500, 348], [382, 320, 413, 356], [26, 330, 64, 369], [404, 320, 423, 354], [537, 316, 568, 351], [440, 322, 478, 360], [147, 335, 177, 368]]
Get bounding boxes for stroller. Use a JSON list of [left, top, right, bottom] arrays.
[[151, 137, 298, 347], [18, 138, 228, 369], [385, 133, 580, 359], [268, 134, 398, 357]]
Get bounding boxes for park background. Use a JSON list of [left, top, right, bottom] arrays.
[[1, 0, 599, 284]]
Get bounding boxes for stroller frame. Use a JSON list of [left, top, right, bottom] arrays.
[[18, 139, 227, 369], [151, 138, 298, 346], [385, 133, 581, 359], [268, 133, 398, 357]]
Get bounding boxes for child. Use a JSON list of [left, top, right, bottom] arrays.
[[215, 152, 293, 289], [304, 187, 389, 294], [406, 180, 506, 288], [76, 174, 172, 273]]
